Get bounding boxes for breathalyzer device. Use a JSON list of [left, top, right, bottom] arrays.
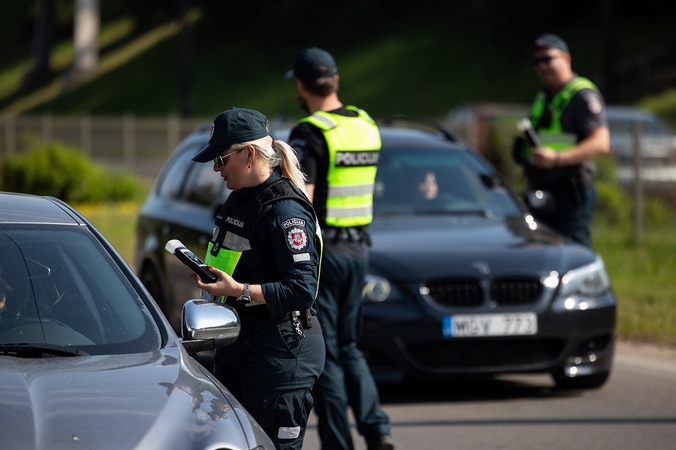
[[517, 118, 543, 148], [165, 239, 218, 283]]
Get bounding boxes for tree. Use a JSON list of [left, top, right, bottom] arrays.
[[21, 0, 55, 92], [177, 0, 193, 117], [72, 0, 100, 76]]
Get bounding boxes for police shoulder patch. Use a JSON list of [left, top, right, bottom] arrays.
[[583, 91, 603, 115], [281, 218, 309, 253]]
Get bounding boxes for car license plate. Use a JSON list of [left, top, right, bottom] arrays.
[[442, 313, 537, 338]]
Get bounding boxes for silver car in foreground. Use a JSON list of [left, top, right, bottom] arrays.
[[0, 191, 274, 449]]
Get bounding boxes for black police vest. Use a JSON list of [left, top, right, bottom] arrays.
[[213, 177, 317, 323]]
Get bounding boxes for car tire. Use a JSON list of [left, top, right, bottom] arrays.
[[141, 263, 166, 310], [552, 371, 610, 390]]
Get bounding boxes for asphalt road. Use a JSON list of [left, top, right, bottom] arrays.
[[301, 340, 676, 450]]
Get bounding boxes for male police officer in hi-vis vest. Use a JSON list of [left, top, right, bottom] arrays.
[[286, 47, 394, 450], [514, 34, 610, 247]]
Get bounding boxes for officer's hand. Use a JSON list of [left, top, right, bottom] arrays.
[[191, 266, 236, 298], [531, 147, 559, 169]]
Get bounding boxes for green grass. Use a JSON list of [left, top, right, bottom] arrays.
[[74, 201, 140, 268], [76, 199, 676, 346], [593, 222, 676, 346], [639, 87, 676, 124]]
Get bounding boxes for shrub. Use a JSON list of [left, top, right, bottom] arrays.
[[593, 154, 675, 228], [0, 141, 142, 203], [486, 113, 527, 195], [593, 155, 629, 225]]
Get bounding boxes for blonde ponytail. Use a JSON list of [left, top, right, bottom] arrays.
[[272, 139, 307, 193], [233, 136, 308, 195]]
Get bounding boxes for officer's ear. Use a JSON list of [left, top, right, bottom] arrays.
[[246, 144, 255, 165], [294, 78, 307, 94]]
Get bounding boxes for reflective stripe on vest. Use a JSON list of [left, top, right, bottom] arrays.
[[300, 106, 381, 227], [530, 77, 599, 151]]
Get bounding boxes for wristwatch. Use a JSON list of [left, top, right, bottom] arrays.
[[237, 283, 251, 305]]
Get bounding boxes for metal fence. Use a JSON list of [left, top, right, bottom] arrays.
[[0, 114, 211, 181], [3, 112, 674, 190]]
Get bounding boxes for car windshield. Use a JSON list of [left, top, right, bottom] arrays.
[[0, 225, 161, 355], [373, 147, 522, 217]]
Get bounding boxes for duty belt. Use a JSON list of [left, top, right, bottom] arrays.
[[239, 308, 314, 328], [323, 226, 366, 243]]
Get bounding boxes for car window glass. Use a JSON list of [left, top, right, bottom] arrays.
[[643, 120, 668, 134], [156, 146, 197, 199], [0, 226, 161, 354], [607, 118, 630, 134], [181, 160, 229, 207], [374, 148, 521, 217], [608, 116, 670, 135]]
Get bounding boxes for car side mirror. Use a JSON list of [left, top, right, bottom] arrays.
[[480, 173, 496, 189], [480, 173, 506, 190], [180, 299, 241, 354], [525, 189, 555, 212]]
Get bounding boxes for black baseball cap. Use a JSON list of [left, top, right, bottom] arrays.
[[284, 47, 338, 81], [193, 107, 269, 163], [532, 33, 569, 54]]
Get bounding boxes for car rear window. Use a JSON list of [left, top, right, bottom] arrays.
[[182, 158, 229, 207], [608, 117, 671, 135], [156, 143, 228, 207], [157, 147, 195, 199]]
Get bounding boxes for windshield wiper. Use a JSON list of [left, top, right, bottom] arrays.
[[0, 343, 88, 357]]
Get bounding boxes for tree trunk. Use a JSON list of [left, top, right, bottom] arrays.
[[21, 0, 55, 92], [73, 0, 100, 76], [178, 0, 194, 118]]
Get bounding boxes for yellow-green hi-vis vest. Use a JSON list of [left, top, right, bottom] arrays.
[[529, 77, 599, 152], [203, 226, 248, 304], [300, 106, 381, 227]]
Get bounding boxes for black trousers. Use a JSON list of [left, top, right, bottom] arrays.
[[532, 184, 597, 247], [215, 318, 325, 450], [312, 250, 391, 450]]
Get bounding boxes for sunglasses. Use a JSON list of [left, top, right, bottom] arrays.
[[213, 148, 245, 168], [533, 55, 557, 66]]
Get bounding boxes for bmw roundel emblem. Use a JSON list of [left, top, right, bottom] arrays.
[[471, 261, 490, 275]]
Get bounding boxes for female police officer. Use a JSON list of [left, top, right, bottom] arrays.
[[191, 107, 325, 450]]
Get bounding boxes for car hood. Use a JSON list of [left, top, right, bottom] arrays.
[[0, 349, 260, 450], [369, 214, 597, 281]]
